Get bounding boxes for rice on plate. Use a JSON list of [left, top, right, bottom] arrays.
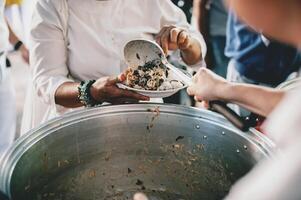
[[125, 59, 184, 91]]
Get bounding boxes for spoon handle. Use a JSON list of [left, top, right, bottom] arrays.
[[164, 62, 254, 131], [210, 101, 253, 132], [165, 62, 193, 86]]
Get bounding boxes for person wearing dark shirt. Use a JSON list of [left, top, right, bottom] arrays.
[[225, 11, 301, 115], [0, 191, 8, 200], [194, 0, 229, 78], [226, 12, 301, 87], [207, 0, 229, 77]]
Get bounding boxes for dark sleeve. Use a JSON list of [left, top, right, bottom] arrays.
[[225, 12, 301, 84], [0, 191, 8, 200]]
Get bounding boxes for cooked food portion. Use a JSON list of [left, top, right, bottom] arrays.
[[126, 59, 184, 91], [126, 60, 166, 90], [158, 80, 185, 91]]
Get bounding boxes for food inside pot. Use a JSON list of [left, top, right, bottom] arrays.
[[3, 105, 272, 200], [125, 59, 184, 91]]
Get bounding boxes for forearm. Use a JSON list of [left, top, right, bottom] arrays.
[[193, 0, 208, 33], [221, 83, 285, 117], [192, 0, 201, 30], [6, 18, 20, 45], [55, 82, 83, 108], [181, 37, 203, 65]]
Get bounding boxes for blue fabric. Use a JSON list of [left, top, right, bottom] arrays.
[[210, 36, 229, 77], [208, 0, 228, 36], [0, 190, 8, 200], [225, 12, 301, 85]]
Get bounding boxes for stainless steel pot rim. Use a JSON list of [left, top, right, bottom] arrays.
[[0, 103, 276, 197]]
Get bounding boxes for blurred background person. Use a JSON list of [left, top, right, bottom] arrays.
[[5, 0, 29, 64], [194, 0, 229, 78], [0, 0, 29, 154], [225, 10, 301, 116], [6, 18, 29, 63], [19, 0, 38, 45], [4, 0, 36, 139], [0, 0, 15, 155], [5, 0, 38, 45]]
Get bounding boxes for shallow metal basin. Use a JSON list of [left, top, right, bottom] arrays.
[[0, 104, 274, 200]]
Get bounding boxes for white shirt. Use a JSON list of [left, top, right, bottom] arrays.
[[20, 0, 38, 45], [226, 87, 301, 200], [22, 0, 206, 133], [0, 0, 8, 53], [0, 0, 16, 157], [0, 0, 9, 81]]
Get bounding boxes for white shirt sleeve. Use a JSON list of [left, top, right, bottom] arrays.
[[30, 0, 73, 114], [158, 0, 207, 70]]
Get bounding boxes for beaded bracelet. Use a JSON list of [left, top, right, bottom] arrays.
[[78, 80, 100, 107]]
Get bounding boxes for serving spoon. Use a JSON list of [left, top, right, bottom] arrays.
[[124, 39, 256, 132]]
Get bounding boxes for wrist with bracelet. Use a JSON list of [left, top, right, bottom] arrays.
[[78, 80, 101, 107], [14, 41, 23, 51]]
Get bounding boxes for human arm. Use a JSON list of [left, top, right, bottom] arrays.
[[156, 25, 203, 65], [55, 76, 149, 108], [222, 83, 284, 117], [155, 0, 207, 66], [187, 68, 285, 117], [6, 18, 29, 63], [193, 0, 209, 33], [31, 0, 148, 111]]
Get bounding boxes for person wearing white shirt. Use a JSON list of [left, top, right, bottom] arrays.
[[20, 0, 38, 45], [0, 0, 16, 155], [188, 0, 301, 199], [21, 0, 206, 134]]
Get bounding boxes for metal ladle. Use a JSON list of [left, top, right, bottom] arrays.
[[124, 39, 256, 132]]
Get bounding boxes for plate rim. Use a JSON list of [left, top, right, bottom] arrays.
[[117, 83, 188, 94]]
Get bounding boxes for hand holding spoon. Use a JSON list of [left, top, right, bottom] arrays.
[[124, 39, 255, 132]]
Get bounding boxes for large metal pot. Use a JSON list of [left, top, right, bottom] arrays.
[[0, 104, 274, 200]]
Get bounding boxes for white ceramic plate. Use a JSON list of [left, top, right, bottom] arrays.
[[117, 69, 189, 98], [117, 83, 187, 98]]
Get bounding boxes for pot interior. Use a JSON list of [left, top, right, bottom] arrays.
[[8, 105, 270, 200]]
